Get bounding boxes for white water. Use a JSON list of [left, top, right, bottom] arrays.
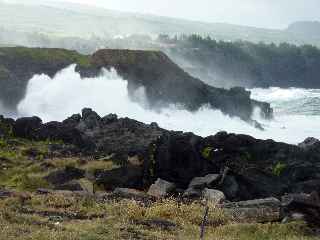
[[16, 65, 320, 144]]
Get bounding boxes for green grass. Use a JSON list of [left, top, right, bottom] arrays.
[[0, 47, 91, 67]]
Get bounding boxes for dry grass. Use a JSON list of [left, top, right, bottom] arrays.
[[0, 194, 317, 240], [0, 137, 318, 239]]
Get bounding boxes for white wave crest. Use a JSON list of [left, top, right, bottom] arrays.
[[17, 65, 320, 144]]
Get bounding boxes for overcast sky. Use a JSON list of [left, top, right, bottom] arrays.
[[5, 0, 320, 29]]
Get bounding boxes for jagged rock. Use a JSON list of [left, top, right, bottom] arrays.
[[188, 174, 220, 189], [298, 137, 320, 150], [45, 166, 85, 186], [222, 197, 281, 223], [62, 114, 81, 126], [78, 108, 101, 130], [12, 116, 42, 139], [203, 188, 226, 204], [147, 178, 176, 198], [96, 166, 144, 190], [101, 114, 118, 125], [113, 188, 149, 200], [202, 132, 320, 200], [4, 108, 320, 202]]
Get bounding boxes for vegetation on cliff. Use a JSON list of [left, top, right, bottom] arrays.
[[0, 47, 92, 108], [163, 35, 320, 88], [0, 47, 91, 67]]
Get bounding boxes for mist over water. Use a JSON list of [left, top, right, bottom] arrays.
[[17, 65, 320, 144]]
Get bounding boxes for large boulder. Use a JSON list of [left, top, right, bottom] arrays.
[[219, 175, 239, 200], [153, 132, 212, 188], [203, 188, 226, 204], [36, 121, 93, 150], [95, 166, 144, 190], [147, 178, 176, 198], [76, 108, 101, 131], [201, 132, 320, 200], [13, 116, 42, 139], [183, 174, 220, 199], [222, 197, 281, 223]]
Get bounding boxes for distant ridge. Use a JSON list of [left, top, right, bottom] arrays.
[[287, 21, 320, 38], [0, 1, 319, 46]]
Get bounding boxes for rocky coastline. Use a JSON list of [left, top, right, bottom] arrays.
[[1, 109, 319, 233]]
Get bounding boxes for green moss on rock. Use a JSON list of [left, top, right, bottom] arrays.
[[201, 147, 213, 159], [272, 162, 287, 177]]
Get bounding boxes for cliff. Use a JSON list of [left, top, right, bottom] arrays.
[[0, 47, 272, 121]]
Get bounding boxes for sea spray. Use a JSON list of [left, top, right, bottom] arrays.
[[17, 65, 320, 144]]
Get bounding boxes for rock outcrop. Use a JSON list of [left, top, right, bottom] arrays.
[[6, 109, 320, 201], [90, 49, 273, 121], [222, 197, 281, 223], [147, 178, 176, 198], [0, 47, 272, 122], [0, 47, 91, 108]]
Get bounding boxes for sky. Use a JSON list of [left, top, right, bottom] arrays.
[[4, 0, 320, 29]]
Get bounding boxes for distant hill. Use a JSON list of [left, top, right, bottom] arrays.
[[0, 1, 320, 47], [287, 21, 320, 39]]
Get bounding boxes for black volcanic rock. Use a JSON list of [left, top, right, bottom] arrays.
[[10, 110, 320, 200], [12, 116, 42, 139]]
